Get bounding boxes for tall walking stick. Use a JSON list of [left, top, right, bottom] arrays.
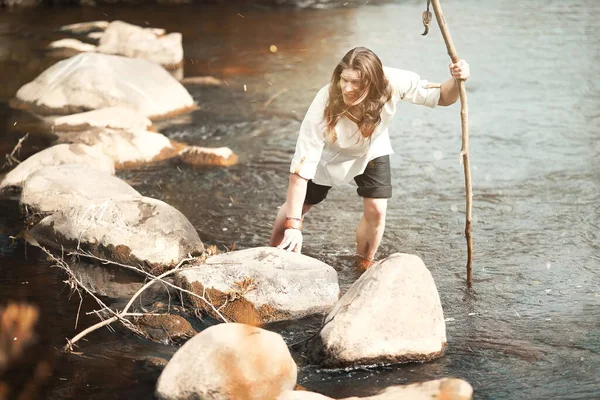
[[423, 0, 473, 287]]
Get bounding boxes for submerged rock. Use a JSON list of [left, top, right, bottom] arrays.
[[135, 314, 196, 345], [28, 196, 204, 272], [308, 253, 446, 367], [20, 164, 140, 217], [97, 21, 183, 69], [176, 247, 340, 325], [56, 127, 177, 167], [0, 143, 114, 192], [12, 53, 195, 118], [156, 323, 296, 400], [53, 107, 154, 133]]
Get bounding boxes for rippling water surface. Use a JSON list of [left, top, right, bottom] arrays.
[[1, 1, 599, 398]]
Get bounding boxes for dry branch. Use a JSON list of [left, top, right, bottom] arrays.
[[3, 133, 29, 170], [38, 246, 229, 352]]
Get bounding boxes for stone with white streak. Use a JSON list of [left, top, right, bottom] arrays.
[[308, 253, 447, 367], [97, 21, 183, 69], [156, 323, 297, 400], [21, 164, 140, 216], [28, 196, 204, 271], [12, 53, 194, 118], [177, 247, 340, 324], [0, 143, 114, 192]]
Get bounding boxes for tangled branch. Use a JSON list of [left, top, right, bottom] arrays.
[[38, 246, 229, 352]]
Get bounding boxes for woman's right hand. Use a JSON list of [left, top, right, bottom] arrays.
[[277, 229, 303, 253]]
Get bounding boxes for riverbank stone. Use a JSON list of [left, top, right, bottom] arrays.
[[155, 323, 297, 400], [176, 247, 340, 325], [97, 21, 183, 69], [308, 253, 446, 367], [0, 143, 114, 192], [12, 53, 195, 118], [28, 196, 204, 272], [20, 164, 140, 218]]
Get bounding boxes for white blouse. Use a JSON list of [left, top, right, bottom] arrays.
[[289, 66, 441, 186]]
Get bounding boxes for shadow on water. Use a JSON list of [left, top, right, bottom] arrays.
[[1, 1, 600, 399]]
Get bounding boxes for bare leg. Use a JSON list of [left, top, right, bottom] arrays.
[[355, 198, 387, 270], [269, 202, 312, 247]]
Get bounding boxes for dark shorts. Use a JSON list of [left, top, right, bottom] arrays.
[[304, 155, 392, 205]]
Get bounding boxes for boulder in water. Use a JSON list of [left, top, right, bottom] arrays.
[[53, 107, 154, 133], [56, 127, 177, 167], [0, 143, 114, 192], [29, 196, 204, 272], [155, 323, 297, 400], [20, 164, 140, 217], [176, 247, 340, 325], [97, 21, 183, 69], [308, 253, 446, 367], [11, 53, 195, 118]]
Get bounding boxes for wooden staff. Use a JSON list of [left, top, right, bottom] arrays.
[[424, 0, 473, 287]]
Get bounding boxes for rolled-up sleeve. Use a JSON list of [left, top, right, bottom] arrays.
[[290, 85, 328, 180], [384, 66, 440, 108]]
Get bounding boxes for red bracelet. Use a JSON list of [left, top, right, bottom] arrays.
[[284, 219, 302, 231]]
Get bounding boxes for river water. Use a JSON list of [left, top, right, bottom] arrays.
[[1, 0, 599, 399]]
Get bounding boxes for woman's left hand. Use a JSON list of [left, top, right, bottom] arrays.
[[449, 59, 470, 81]]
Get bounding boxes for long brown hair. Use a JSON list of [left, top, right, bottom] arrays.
[[324, 47, 392, 143]]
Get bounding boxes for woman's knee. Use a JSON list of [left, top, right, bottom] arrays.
[[363, 198, 387, 225]]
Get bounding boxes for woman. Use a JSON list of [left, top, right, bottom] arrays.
[[269, 47, 470, 269]]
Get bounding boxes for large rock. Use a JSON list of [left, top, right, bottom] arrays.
[[308, 253, 446, 367], [156, 323, 297, 400], [277, 378, 472, 400], [53, 107, 153, 133], [97, 21, 183, 69], [12, 53, 195, 118], [28, 196, 204, 272], [176, 247, 340, 325], [0, 143, 114, 192], [56, 127, 177, 167], [20, 164, 140, 216]]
